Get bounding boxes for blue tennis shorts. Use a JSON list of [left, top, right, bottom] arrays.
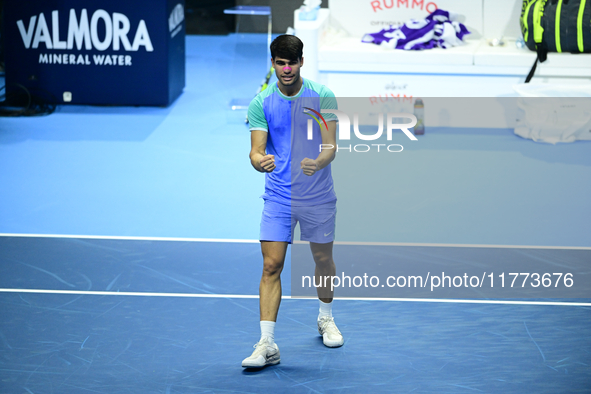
[[260, 200, 336, 244]]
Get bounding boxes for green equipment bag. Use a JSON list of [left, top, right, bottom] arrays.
[[520, 0, 591, 82]]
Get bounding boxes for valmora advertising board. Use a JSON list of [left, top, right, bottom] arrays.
[[5, 0, 186, 106]]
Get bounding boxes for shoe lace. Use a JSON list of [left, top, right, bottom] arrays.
[[319, 317, 341, 335], [253, 338, 271, 349]]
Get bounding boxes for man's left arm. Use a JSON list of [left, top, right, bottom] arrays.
[[301, 120, 337, 176]]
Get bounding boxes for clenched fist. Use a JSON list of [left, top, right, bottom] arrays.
[[301, 158, 319, 176], [260, 154, 276, 172]]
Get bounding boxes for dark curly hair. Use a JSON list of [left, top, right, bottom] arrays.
[[270, 35, 303, 61]]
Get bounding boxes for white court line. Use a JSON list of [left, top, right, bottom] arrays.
[[0, 233, 259, 244], [0, 288, 259, 299], [314, 241, 591, 250], [1, 233, 590, 250], [0, 288, 589, 307]]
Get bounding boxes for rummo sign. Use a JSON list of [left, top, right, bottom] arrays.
[[369, 0, 439, 14], [5, 0, 185, 106], [329, 0, 483, 38]]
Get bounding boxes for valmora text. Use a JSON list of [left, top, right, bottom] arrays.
[[17, 9, 153, 52]]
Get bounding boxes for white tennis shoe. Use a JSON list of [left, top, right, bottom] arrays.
[[241, 337, 280, 368], [318, 316, 344, 347]]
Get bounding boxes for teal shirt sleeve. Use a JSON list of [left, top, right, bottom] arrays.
[[247, 95, 268, 132], [319, 85, 338, 122]]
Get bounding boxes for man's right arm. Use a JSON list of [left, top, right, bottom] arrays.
[[250, 130, 276, 173]]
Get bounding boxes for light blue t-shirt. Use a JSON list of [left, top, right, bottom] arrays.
[[248, 78, 338, 206]]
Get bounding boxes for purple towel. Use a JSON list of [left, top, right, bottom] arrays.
[[362, 9, 470, 50]]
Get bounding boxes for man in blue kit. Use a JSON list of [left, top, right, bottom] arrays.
[[242, 35, 344, 368]]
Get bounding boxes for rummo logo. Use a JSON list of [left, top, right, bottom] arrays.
[[17, 9, 153, 67], [370, 0, 439, 13], [305, 109, 418, 153]]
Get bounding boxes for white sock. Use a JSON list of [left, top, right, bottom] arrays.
[[260, 321, 275, 344], [318, 300, 333, 320]]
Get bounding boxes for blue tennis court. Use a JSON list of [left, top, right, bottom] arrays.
[[1, 35, 591, 393]]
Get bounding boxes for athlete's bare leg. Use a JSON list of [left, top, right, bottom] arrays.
[[259, 241, 288, 322], [310, 241, 336, 303]]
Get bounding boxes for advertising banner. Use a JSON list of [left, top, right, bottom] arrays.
[[4, 0, 185, 106], [329, 0, 483, 39]]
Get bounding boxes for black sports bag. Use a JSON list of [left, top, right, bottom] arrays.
[[520, 0, 591, 82]]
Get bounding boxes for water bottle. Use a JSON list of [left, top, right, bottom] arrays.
[[515, 38, 526, 49], [413, 98, 425, 135]]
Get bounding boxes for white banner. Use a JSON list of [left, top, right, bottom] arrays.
[[328, 0, 483, 39]]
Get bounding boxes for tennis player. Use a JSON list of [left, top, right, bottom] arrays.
[[242, 35, 344, 368]]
